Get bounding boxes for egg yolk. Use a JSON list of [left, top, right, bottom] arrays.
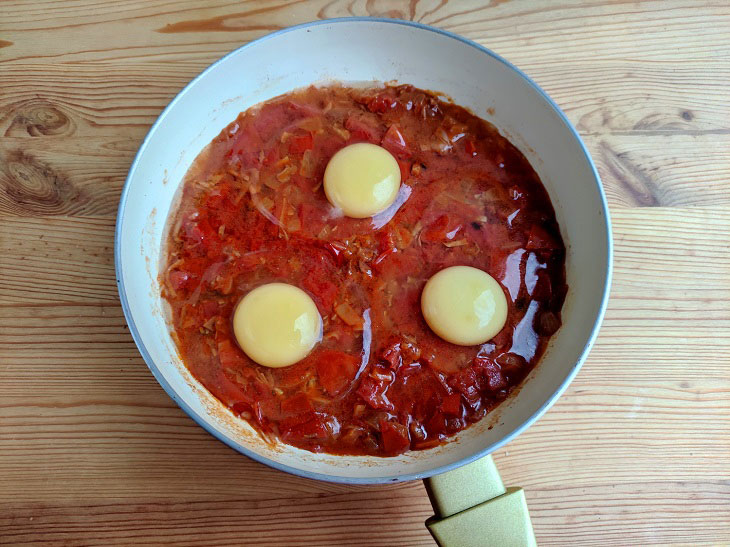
[[421, 266, 508, 346], [232, 283, 322, 368], [323, 143, 401, 218]]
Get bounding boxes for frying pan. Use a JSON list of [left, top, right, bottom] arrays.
[[115, 18, 612, 545]]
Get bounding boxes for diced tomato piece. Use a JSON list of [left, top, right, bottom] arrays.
[[254, 398, 282, 423], [217, 339, 243, 369], [426, 412, 447, 436], [275, 361, 311, 389], [487, 370, 506, 392], [401, 339, 421, 364], [531, 270, 553, 301], [316, 350, 359, 396], [200, 300, 219, 319], [288, 174, 309, 191], [448, 367, 483, 404], [495, 353, 527, 378], [299, 202, 326, 235], [176, 256, 206, 278], [366, 94, 397, 113], [464, 139, 477, 156], [229, 126, 262, 167], [440, 393, 462, 416], [371, 229, 397, 268], [288, 132, 314, 155], [302, 276, 338, 312], [321, 241, 346, 266], [182, 219, 205, 246], [281, 413, 331, 442], [205, 188, 230, 214], [357, 366, 395, 410], [252, 378, 276, 400], [382, 125, 410, 157], [281, 392, 314, 418], [419, 216, 463, 243], [397, 159, 411, 182], [296, 417, 330, 439], [398, 363, 423, 380], [252, 105, 290, 141], [215, 370, 251, 407], [169, 270, 193, 291], [526, 224, 560, 251], [231, 401, 253, 417], [391, 224, 413, 250], [474, 357, 507, 392], [372, 247, 396, 269], [344, 114, 383, 142], [286, 100, 322, 118], [182, 218, 221, 257], [278, 396, 316, 431], [421, 214, 450, 242], [377, 230, 396, 254], [263, 146, 279, 166], [379, 420, 411, 455], [379, 339, 402, 370]]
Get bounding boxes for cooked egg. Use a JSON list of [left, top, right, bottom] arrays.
[[323, 143, 401, 218], [232, 283, 322, 368], [421, 266, 508, 346]]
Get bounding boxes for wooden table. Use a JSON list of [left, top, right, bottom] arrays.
[[1, 1, 729, 545]]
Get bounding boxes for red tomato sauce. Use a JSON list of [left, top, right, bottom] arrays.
[[162, 85, 567, 456]]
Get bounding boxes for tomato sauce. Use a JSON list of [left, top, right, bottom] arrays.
[[162, 84, 567, 456]]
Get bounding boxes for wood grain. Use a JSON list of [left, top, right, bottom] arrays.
[[1, 1, 729, 545]]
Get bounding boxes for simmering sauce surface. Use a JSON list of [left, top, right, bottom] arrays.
[[162, 84, 567, 456]]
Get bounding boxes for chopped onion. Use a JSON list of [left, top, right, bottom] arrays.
[[432, 127, 453, 154], [299, 149, 316, 178], [287, 214, 301, 232], [335, 302, 363, 328], [297, 117, 324, 132], [332, 124, 351, 140], [277, 163, 298, 183], [263, 173, 284, 190], [317, 225, 332, 239], [260, 196, 274, 210]]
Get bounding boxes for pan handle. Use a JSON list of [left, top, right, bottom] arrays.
[[423, 455, 536, 546]]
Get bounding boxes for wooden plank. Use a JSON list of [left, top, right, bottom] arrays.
[[0, 65, 189, 138], [0, 217, 117, 303], [1, 1, 729, 65], [592, 135, 730, 207], [0, 491, 434, 546], [525, 481, 730, 546]]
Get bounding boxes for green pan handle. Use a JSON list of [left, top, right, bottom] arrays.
[[424, 455, 537, 547]]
